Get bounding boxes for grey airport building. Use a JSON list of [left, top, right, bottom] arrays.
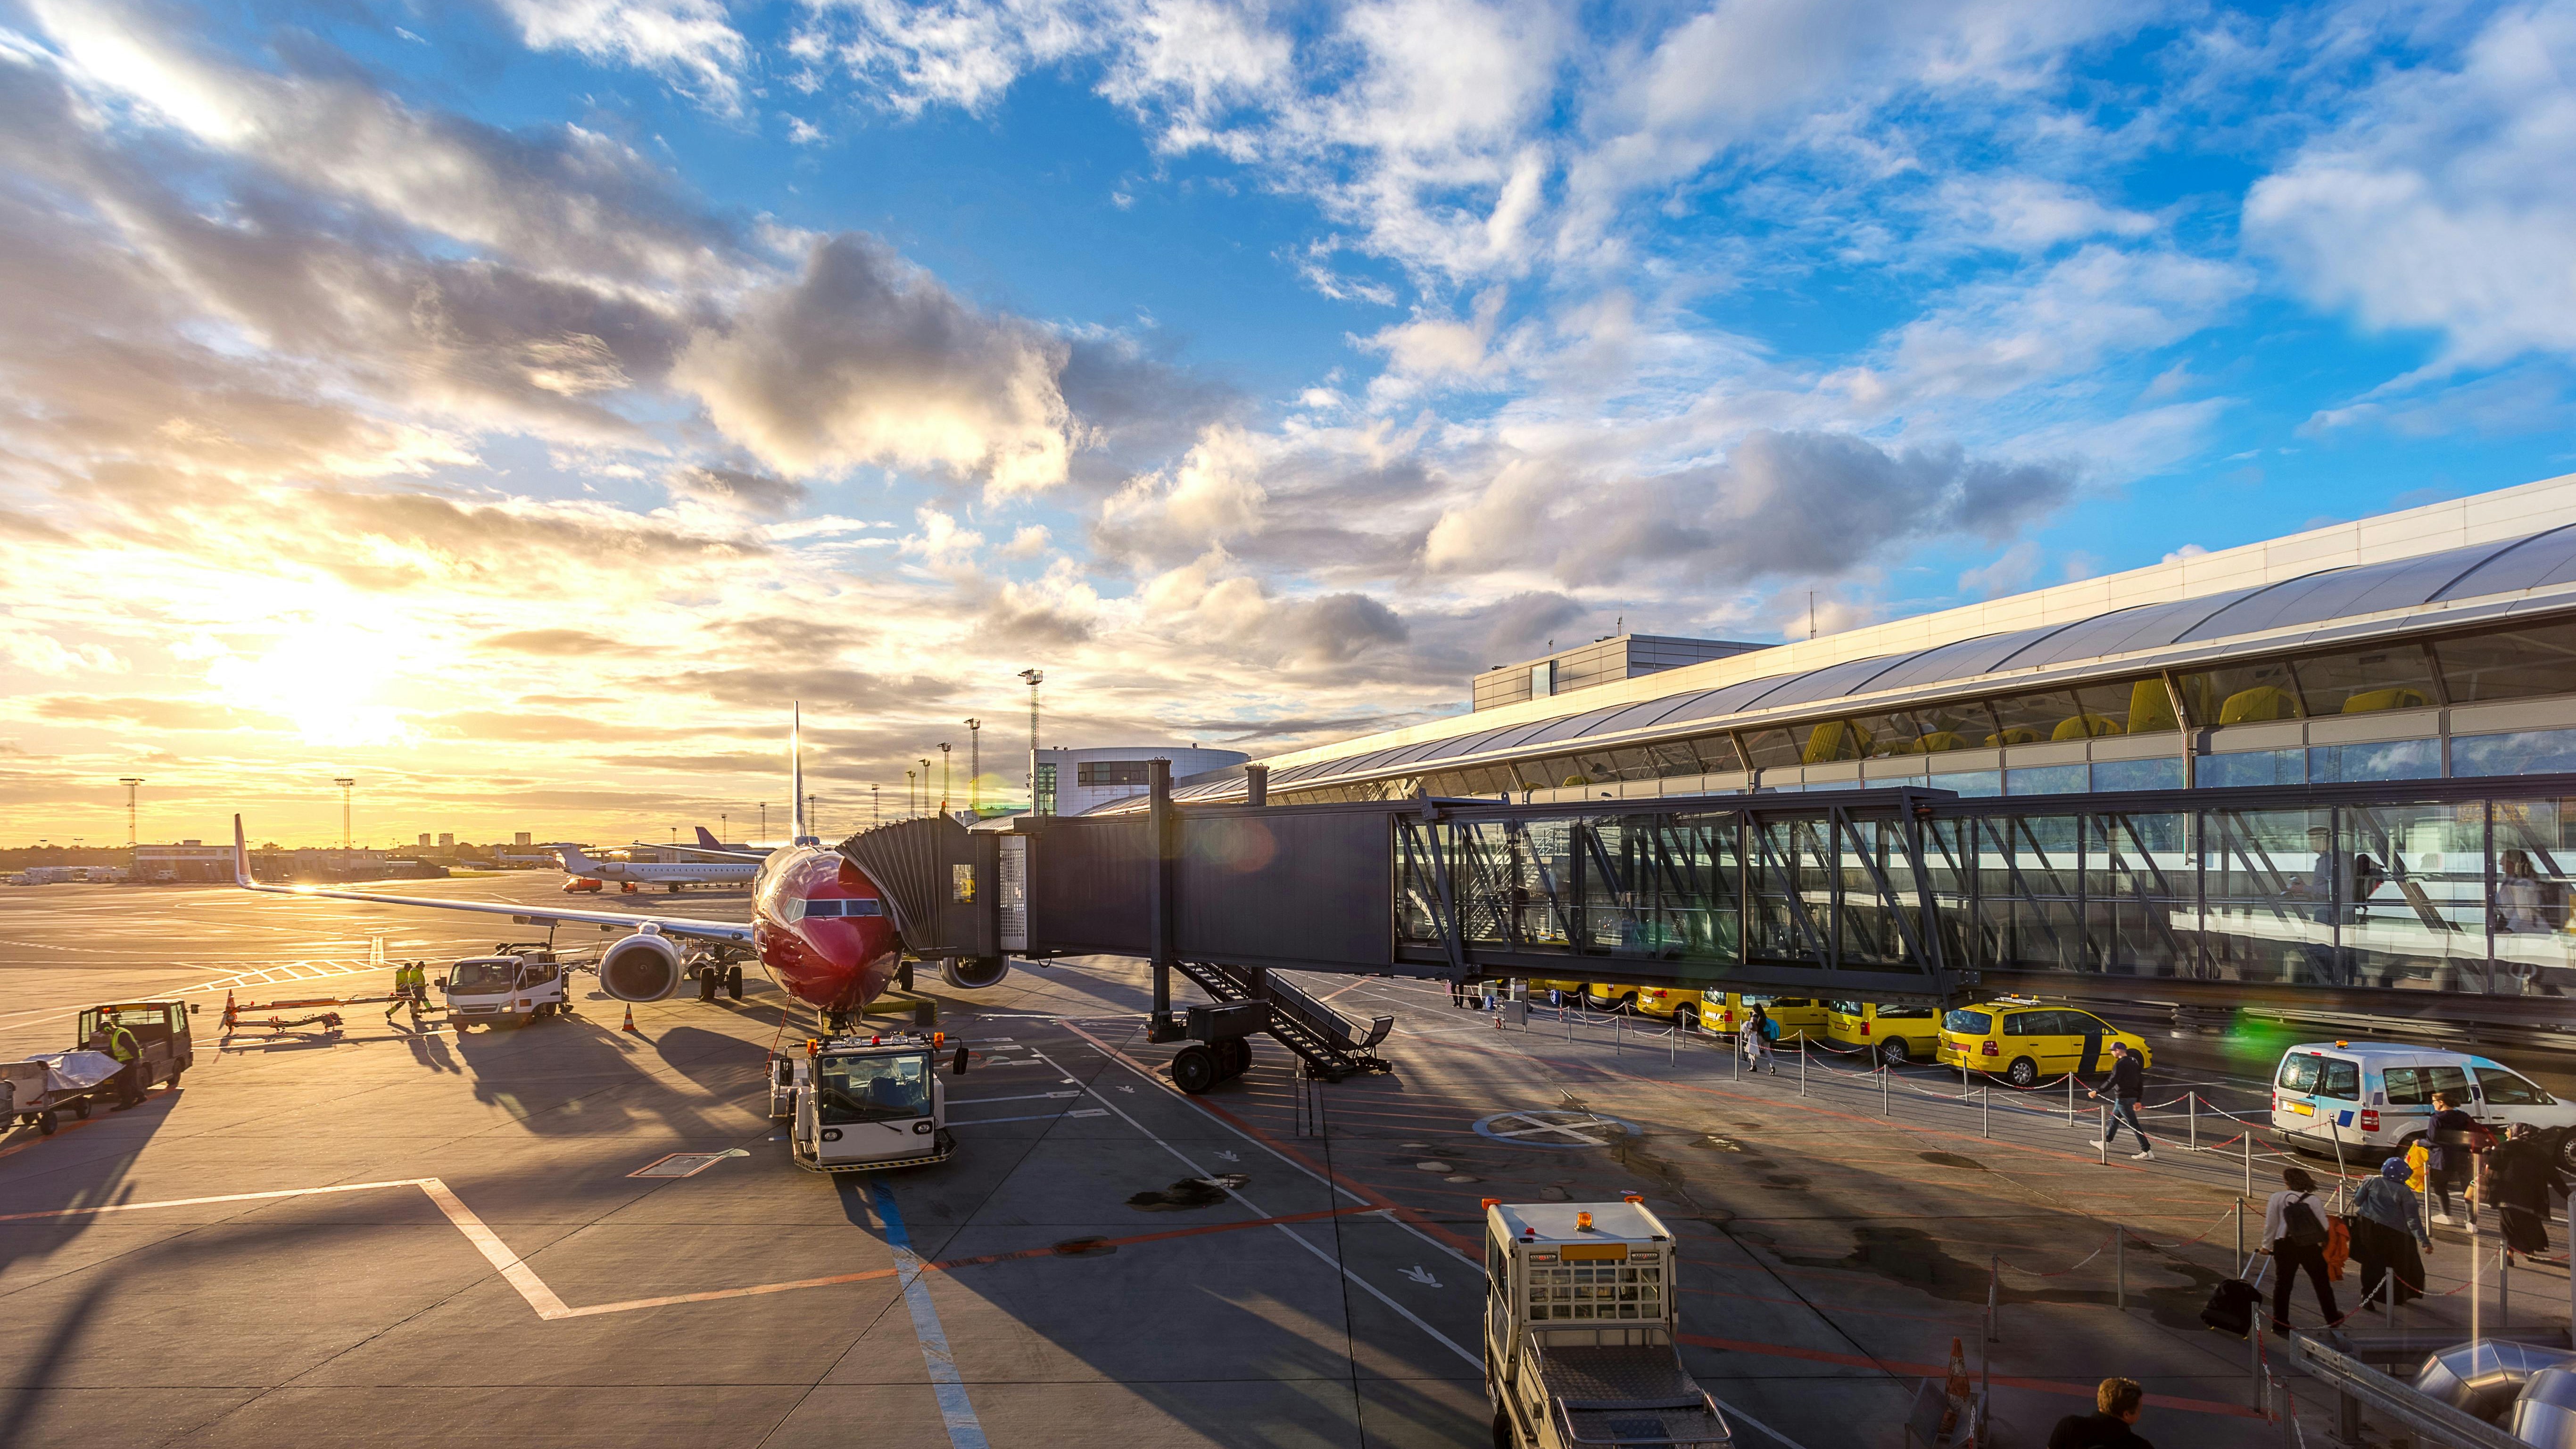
[[1076, 474, 2576, 1034]]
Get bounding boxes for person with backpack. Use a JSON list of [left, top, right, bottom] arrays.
[[1740, 1005, 1778, 1075], [2259, 1166, 2340, 1337], [2086, 1041, 2153, 1160], [2426, 1090, 2483, 1225]]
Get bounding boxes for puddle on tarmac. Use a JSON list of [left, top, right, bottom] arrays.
[[1052, 1236, 1116, 1256], [1917, 1152, 1988, 1170], [1127, 1174, 1251, 1211]]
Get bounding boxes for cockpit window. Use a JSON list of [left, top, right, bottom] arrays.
[[778, 897, 885, 923], [815, 1053, 930, 1122]]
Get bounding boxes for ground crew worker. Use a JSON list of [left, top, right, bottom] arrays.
[[385, 960, 427, 1024], [96, 1018, 142, 1109]]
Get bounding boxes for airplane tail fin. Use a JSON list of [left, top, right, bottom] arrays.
[[790, 702, 814, 845], [232, 815, 252, 887], [696, 826, 723, 849], [553, 843, 601, 873]]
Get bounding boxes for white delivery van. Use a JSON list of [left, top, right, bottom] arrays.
[[2270, 1041, 2576, 1172]]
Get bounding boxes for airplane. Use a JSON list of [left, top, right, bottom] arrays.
[[229, 705, 1008, 1030], [551, 841, 759, 892]]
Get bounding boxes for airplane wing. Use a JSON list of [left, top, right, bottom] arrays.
[[231, 817, 754, 944]]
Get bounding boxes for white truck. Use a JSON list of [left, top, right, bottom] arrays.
[[439, 946, 575, 1029], [771, 1031, 962, 1173], [1484, 1198, 1731, 1449]]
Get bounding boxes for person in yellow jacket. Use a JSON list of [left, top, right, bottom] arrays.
[[384, 961, 427, 1025], [91, 1019, 143, 1109]]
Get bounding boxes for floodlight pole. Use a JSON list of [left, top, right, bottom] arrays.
[[1018, 669, 1044, 814], [871, 784, 880, 827], [965, 719, 982, 814], [938, 744, 952, 816], [332, 778, 355, 851], [118, 778, 143, 849]]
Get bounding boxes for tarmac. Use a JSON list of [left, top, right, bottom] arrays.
[[0, 874, 2567, 1447]]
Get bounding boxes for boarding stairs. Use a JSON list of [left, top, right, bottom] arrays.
[[1173, 960, 1395, 1081]]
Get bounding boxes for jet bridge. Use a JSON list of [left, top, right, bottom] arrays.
[[841, 760, 2576, 1085]]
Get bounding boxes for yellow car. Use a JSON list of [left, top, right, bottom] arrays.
[[1631, 986, 1706, 1028], [1825, 1001, 1942, 1065], [1701, 993, 1825, 1042], [1582, 981, 1642, 1011], [1938, 1000, 2152, 1087]]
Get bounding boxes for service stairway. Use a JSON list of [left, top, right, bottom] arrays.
[[1173, 960, 1395, 1081]]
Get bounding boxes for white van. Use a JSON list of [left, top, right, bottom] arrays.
[[2270, 1042, 2576, 1171]]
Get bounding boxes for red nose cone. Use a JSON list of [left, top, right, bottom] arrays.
[[752, 848, 900, 1015]]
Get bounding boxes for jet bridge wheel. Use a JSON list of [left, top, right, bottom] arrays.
[[1172, 1044, 1218, 1095]]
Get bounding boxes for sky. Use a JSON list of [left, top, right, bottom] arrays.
[[2, 0, 2574, 848]]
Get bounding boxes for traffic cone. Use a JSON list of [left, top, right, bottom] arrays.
[[221, 990, 237, 1032], [1941, 1335, 1972, 1435], [621, 1002, 642, 1035]]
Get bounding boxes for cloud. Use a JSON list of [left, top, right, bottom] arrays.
[[2243, 4, 2576, 368], [1423, 429, 2076, 588], [496, 0, 751, 112], [1958, 538, 2044, 598], [674, 235, 1077, 494], [668, 465, 809, 515], [25, 694, 285, 731], [474, 629, 642, 657]]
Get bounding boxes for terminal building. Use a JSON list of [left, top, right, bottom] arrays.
[[1035, 745, 1249, 818], [1073, 473, 2576, 1030]]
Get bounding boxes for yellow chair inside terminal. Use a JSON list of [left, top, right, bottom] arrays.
[[1802, 719, 1872, 764], [2050, 713, 2124, 741], [2341, 686, 2432, 714], [1983, 727, 2042, 747], [2219, 685, 2302, 724], [2128, 678, 2180, 733]]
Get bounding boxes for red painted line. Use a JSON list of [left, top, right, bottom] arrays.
[[1677, 1333, 2264, 1419]]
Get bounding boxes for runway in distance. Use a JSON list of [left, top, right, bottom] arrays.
[[227, 706, 995, 1028]]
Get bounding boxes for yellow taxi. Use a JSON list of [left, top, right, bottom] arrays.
[[1526, 978, 1589, 1006], [1824, 1001, 1943, 1065], [1582, 981, 1642, 1011], [1938, 999, 2152, 1087], [1699, 993, 1825, 1042], [1630, 986, 1706, 1028]]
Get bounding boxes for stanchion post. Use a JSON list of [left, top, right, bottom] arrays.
[[1880, 1060, 1889, 1117], [1799, 1040, 1807, 1097], [1980, 1085, 1989, 1139], [2067, 1072, 2076, 1128], [2244, 1123, 2254, 1198], [1669, 1022, 1675, 1067], [2098, 1103, 2108, 1165], [1615, 1012, 1622, 1057], [1986, 1254, 1999, 1343], [2189, 1092, 2198, 1152], [2235, 1199, 2244, 1263]]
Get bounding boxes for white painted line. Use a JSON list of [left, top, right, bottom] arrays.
[[948, 1108, 1108, 1126], [0, 1177, 434, 1223], [948, 1091, 1078, 1105], [1029, 1047, 1480, 1368], [869, 1182, 992, 1449], [418, 1178, 572, 1319]]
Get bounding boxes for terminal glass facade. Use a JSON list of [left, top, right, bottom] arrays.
[[1393, 784, 2576, 1000]]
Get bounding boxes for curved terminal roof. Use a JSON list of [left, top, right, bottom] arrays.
[[1144, 522, 2576, 806]]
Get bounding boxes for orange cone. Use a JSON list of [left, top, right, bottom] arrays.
[[1941, 1335, 1972, 1435], [621, 1002, 642, 1035]]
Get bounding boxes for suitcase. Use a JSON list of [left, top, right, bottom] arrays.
[[2201, 1258, 2271, 1338]]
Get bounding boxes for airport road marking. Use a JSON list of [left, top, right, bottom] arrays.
[[1056, 1021, 1483, 1269], [1028, 1044, 1483, 1370], [867, 1182, 992, 1449], [947, 1090, 1079, 1105], [1472, 1108, 1640, 1149], [946, 1108, 1109, 1125]]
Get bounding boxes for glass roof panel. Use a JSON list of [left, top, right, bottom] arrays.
[[1726, 653, 1911, 711], [1574, 691, 1718, 740], [1852, 628, 2058, 695], [2432, 527, 2576, 600], [1636, 674, 1805, 729], [1519, 699, 1658, 746], [2178, 545, 2510, 640]]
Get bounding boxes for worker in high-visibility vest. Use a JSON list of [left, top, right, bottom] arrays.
[[384, 961, 427, 1024], [93, 1019, 142, 1109]]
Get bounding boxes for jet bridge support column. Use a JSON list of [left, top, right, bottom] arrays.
[[1147, 757, 1183, 1043]]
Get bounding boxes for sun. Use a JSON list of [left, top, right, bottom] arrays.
[[205, 626, 416, 747]]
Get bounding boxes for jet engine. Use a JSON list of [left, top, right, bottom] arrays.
[[939, 955, 1010, 990], [599, 930, 686, 1002]]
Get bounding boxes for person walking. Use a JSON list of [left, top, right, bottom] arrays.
[[2046, 1377, 2153, 1448], [2086, 1041, 2154, 1160], [2350, 1157, 2431, 1309], [1740, 1005, 1778, 1075], [2488, 1124, 2568, 1259], [2260, 1166, 2341, 1337], [93, 1017, 143, 1110], [2426, 1091, 2482, 1225], [385, 960, 427, 1025]]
